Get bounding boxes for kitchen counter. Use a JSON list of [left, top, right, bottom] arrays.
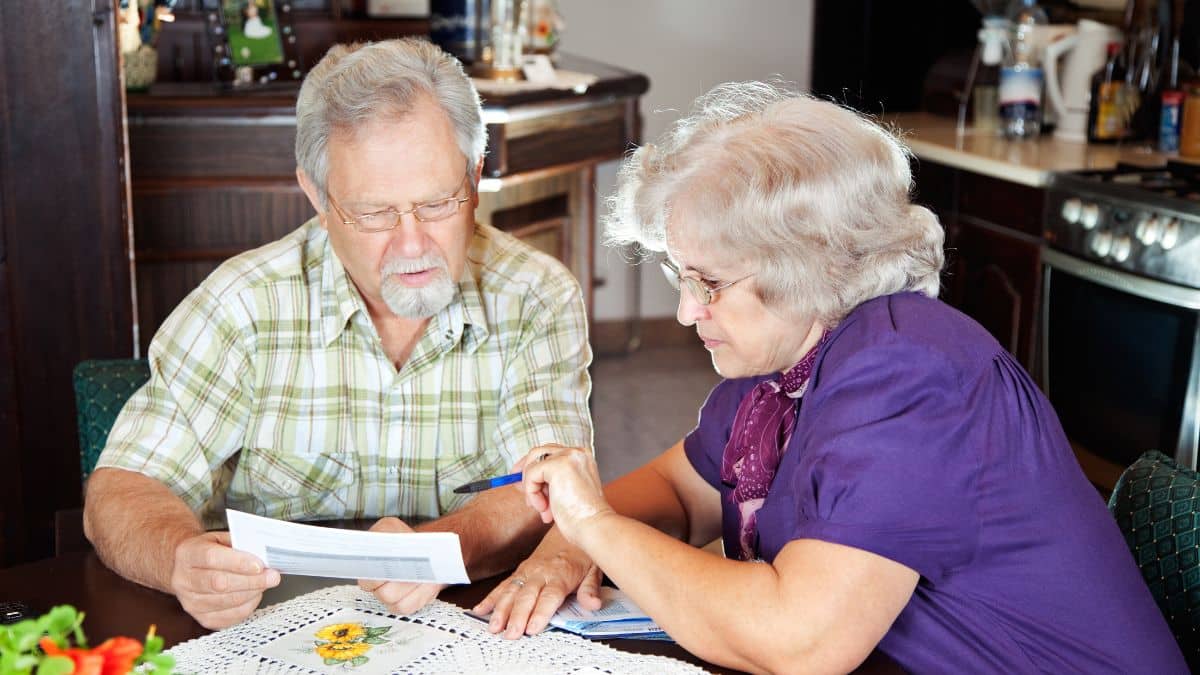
[[885, 112, 1166, 187]]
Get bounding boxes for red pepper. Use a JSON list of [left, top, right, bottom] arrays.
[[40, 635, 144, 675]]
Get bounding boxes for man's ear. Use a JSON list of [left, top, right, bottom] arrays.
[[470, 158, 485, 208], [297, 168, 327, 228]]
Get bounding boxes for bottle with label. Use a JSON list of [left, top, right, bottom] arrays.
[[1087, 42, 1131, 143], [998, 0, 1048, 139], [973, 16, 1008, 133], [1179, 84, 1200, 158]]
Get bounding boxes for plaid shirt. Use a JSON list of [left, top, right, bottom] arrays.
[[98, 220, 593, 529]]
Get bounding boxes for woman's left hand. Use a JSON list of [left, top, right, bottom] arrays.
[[520, 447, 614, 545]]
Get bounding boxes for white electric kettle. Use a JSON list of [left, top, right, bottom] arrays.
[[1044, 19, 1123, 142]]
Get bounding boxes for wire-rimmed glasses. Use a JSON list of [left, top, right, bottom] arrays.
[[327, 164, 473, 234], [659, 258, 753, 306]]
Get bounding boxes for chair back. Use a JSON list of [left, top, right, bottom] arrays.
[[72, 359, 150, 481], [1108, 450, 1200, 670]]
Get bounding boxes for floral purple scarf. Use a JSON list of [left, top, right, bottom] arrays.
[[720, 331, 829, 560]]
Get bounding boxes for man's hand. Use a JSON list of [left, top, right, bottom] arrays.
[[471, 530, 602, 640], [357, 517, 447, 615], [170, 531, 280, 629]]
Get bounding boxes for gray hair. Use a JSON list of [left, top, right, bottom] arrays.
[[295, 38, 487, 208], [606, 81, 944, 327]]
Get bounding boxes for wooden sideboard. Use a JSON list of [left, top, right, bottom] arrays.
[[126, 54, 647, 353]]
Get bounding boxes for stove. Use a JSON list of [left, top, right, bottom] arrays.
[[1041, 161, 1200, 487], [1045, 161, 1200, 290]]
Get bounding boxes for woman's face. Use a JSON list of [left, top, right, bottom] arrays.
[[666, 230, 825, 379]]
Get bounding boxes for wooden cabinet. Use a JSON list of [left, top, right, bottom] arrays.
[[943, 218, 1043, 369], [912, 159, 1045, 373]]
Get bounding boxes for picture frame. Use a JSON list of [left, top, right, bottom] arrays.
[[204, 1, 304, 88]]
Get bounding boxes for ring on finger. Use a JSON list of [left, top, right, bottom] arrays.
[[510, 578, 526, 588]]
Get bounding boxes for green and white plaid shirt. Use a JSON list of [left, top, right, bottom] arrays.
[[98, 220, 593, 529]]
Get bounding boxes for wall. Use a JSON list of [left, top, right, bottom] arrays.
[[556, 0, 815, 321]]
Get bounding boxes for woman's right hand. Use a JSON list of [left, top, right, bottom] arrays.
[[472, 530, 603, 639], [520, 446, 614, 544]]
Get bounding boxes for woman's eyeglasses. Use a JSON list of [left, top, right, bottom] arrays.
[[659, 258, 753, 306]]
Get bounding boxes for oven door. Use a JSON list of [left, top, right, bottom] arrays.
[[1041, 247, 1200, 491]]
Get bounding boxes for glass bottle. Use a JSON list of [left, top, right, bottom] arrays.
[[973, 16, 1008, 133], [1088, 42, 1132, 143], [998, 0, 1048, 139]]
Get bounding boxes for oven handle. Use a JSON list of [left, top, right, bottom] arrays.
[[1040, 246, 1200, 471], [1040, 247, 1200, 309]]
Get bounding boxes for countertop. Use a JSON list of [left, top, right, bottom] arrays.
[[885, 112, 1169, 187]]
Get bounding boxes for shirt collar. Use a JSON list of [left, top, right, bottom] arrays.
[[318, 224, 491, 353], [447, 262, 489, 354], [319, 225, 365, 348]]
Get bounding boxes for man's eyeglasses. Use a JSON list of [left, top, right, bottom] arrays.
[[327, 164, 473, 234], [659, 258, 753, 306]]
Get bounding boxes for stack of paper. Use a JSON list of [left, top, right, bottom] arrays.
[[548, 588, 671, 641]]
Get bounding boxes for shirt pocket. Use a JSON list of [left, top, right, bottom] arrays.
[[231, 448, 359, 521], [434, 449, 510, 514]]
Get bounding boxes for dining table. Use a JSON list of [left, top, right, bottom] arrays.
[[0, 539, 903, 674]]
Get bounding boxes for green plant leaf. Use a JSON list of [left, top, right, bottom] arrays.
[[143, 633, 164, 653], [41, 607, 79, 636], [363, 637, 387, 645], [351, 656, 369, 666], [5, 653, 40, 673], [8, 621, 43, 654], [323, 657, 341, 666], [364, 626, 391, 638], [33, 655, 74, 675], [142, 653, 176, 673]]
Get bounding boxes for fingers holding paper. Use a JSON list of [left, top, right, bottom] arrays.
[[519, 447, 614, 544], [357, 516, 447, 615], [171, 530, 280, 629]]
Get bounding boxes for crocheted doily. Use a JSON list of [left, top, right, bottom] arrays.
[[167, 584, 710, 674]]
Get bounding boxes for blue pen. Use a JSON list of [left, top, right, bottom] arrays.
[[452, 471, 522, 494]]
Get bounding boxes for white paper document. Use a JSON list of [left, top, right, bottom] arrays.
[[549, 588, 670, 640], [226, 510, 470, 584]]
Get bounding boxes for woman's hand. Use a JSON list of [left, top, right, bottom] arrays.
[[520, 447, 615, 545], [472, 530, 603, 639]]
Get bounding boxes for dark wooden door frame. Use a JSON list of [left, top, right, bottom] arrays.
[[0, 0, 134, 565]]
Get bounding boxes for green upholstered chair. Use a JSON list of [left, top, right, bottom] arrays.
[[1108, 450, 1200, 670], [72, 359, 150, 481]]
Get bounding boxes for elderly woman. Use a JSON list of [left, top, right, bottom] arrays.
[[474, 82, 1185, 674]]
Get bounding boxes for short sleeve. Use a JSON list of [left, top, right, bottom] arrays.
[[490, 272, 593, 465], [684, 376, 765, 488], [96, 284, 255, 513], [785, 338, 982, 584]]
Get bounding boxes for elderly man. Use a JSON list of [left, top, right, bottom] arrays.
[[83, 38, 592, 630]]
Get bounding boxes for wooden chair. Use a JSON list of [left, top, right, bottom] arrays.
[[71, 359, 150, 481], [60, 359, 150, 554]]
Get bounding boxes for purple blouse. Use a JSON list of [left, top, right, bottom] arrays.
[[684, 293, 1186, 673]]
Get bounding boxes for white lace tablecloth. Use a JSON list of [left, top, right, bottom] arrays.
[[167, 585, 709, 674]]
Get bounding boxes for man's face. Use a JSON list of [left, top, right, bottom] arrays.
[[303, 97, 480, 320]]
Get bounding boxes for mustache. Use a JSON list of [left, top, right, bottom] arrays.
[[381, 252, 449, 276]]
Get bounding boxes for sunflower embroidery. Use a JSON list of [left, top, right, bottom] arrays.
[[311, 621, 392, 667], [315, 623, 366, 643], [315, 641, 370, 661]]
